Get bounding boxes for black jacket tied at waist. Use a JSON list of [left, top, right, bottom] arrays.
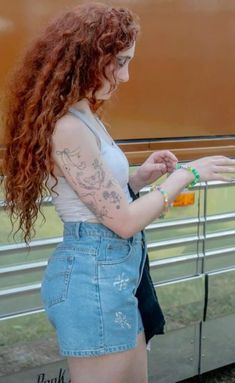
[[128, 184, 165, 344]]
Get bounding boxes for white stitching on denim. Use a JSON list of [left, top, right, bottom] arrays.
[[113, 273, 129, 291], [114, 312, 131, 329]]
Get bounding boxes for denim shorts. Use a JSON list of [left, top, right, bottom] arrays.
[[41, 222, 147, 357]]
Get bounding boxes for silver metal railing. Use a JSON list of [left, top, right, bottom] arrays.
[[0, 180, 234, 320]]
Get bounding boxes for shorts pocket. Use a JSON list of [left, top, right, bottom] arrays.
[[41, 254, 75, 308], [97, 238, 134, 265]]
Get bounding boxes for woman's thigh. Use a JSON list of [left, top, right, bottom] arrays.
[[67, 331, 148, 383]]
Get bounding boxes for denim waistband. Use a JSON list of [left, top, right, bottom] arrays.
[[63, 222, 143, 242]]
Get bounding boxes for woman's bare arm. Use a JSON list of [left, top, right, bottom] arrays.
[[52, 115, 235, 239]]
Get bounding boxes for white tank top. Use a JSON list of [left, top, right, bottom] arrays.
[[49, 108, 132, 222]]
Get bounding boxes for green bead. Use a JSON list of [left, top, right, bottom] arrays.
[[175, 163, 200, 189]]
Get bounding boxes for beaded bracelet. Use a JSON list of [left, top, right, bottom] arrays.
[[150, 184, 169, 218], [175, 163, 200, 189]]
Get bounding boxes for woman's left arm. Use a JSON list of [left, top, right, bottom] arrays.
[[129, 150, 178, 194]]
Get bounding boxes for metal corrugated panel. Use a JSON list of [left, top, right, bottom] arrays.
[[0, 180, 235, 382]]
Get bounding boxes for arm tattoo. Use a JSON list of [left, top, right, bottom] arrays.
[[56, 148, 105, 190], [85, 200, 112, 221], [103, 191, 121, 209], [56, 147, 123, 216]]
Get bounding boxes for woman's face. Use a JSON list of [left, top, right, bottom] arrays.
[[95, 42, 136, 100]]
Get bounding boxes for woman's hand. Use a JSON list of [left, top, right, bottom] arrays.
[[129, 150, 178, 193], [188, 156, 235, 182]]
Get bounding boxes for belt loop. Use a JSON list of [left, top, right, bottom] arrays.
[[75, 222, 81, 239]]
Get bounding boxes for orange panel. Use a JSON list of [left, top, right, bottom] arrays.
[[172, 192, 195, 207], [0, 0, 235, 143]]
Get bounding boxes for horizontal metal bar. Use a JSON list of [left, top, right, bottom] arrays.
[[206, 229, 235, 239], [147, 229, 235, 250], [146, 211, 235, 231], [0, 195, 52, 208], [0, 237, 62, 254], [143, 180, 235, 193], [142, 183, 205, 193], [205, 180, 235, 188], [207, 266, 235, 277], [146, 217, 200, 230], [0, 308, 44, 321], [206, 212, 235, 222], [154, 274, 203, 288], [0, 283, 41, 298], [0, 261, 47, 275], [206, 246, 235, 257], [148, 235, 202, 249], [0, 308, 45, 322], [150, 253, 203, 268]]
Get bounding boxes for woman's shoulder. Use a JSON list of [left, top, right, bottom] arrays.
[[53, 112, 98, 146], [55, 112, 85, 135]]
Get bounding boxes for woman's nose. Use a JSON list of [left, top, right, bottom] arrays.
[[117, 67, 129, 83]]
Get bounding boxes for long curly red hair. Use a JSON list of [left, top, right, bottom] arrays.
[[3, 2, 139, 244]]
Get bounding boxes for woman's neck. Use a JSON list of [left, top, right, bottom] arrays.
[[72, 98, 94, 117]]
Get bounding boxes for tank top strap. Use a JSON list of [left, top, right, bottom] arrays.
[[68, 107, 101, 148]]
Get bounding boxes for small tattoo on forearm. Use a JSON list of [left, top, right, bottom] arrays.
[[85, 201, 112, 221], [103, 190, 121, 209], [106, 180, 114, 188]]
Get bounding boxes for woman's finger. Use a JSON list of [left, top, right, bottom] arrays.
[[213, 158, 235, 166], [216, 174, 235, 182], [144, 162, 166, 173], [213, 166, 235, 174], [163, 152, 178, 161], [165, 158, 178, 166], [152, 150, 178, 162], [156, 163, 167, 172], [167, 165, 176, 172]]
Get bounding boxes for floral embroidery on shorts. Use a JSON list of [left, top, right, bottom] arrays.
[[114, 311, 131, 329], [113, 272, 130, 291]]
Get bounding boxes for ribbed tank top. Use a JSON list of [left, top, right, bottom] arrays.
[[49, 108, 132, 223]]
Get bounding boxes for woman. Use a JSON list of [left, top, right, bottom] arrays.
[[3, 3, 235, 383]]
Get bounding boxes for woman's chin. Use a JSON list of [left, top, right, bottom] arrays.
[[96, 93, 112, 101], [96, 87, 117, 100]]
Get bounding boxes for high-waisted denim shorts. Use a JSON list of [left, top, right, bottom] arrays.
[[41, 222, 147, 357]]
